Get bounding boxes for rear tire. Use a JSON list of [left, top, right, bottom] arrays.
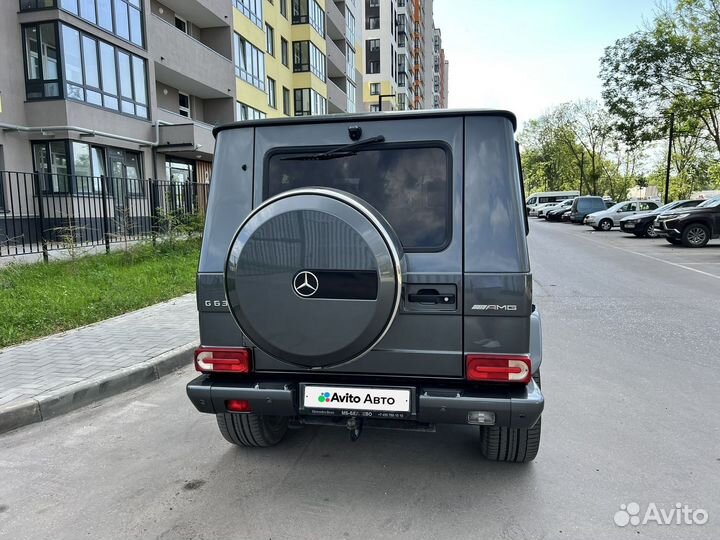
[[479, 372, 541, 463], [216, 413, 289, 447]]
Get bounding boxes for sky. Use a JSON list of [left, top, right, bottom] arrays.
[[432, 0, 660, 130]]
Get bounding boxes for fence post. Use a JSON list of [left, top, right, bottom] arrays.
[[149, 178, 158, 246], [100, 174, 111, 254], [32, 173, 49, 264]]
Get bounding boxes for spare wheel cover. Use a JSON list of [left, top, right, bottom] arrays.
[[225, 188, 404, 368]]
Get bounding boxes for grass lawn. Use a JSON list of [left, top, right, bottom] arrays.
[[0, 239, 200, 348]]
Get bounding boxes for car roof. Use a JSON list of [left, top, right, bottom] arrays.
[[212, 109, 518, 137]]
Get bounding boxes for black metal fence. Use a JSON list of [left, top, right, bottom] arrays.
[[0, 171, 209, 261]]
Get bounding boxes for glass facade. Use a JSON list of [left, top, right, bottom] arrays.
[[292, 40, 325, 81], [233, 0, 263, 28], [23, 23, 60, 99], [60, 24, 148, 117], [236, 101, 266, 120], [292, 0, 325, 37], [294, 88, 326, 116], [234, 33, 266, 91], [56, 0, 144, 47]]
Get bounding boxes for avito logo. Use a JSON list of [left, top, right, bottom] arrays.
[[318, 391, 396, 406]]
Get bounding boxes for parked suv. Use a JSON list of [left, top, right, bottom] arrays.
[[569, 196, 606, 223], [186, 110, 544, 462], [619, 200, 702, 237], [585, 200, 660, 231], [654, 196, 720, 247]]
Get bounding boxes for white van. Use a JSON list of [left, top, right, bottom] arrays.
[[525, 191, 580, 215]]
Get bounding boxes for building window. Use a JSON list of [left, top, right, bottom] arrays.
[[281, 37, 289, 67], [292, 0, 325, 37], [367, 60, 380, 74], [53, 0, 144, 47], [369, 82, 380, 95], [294, 88, 326, 116], [267, 77, 277, 108], [23, 23, 60, 99], [368, 39, 380, 52], [234, 33, 266, 91], [32, 141, 70, 193], [178, 92, 191, 118], [265, 24, 275, 56], [282, 86, 291, 115], [280, 0, 287, 18], [369, 0, 379, 7], [58, 24, 148, 118], [369, 104, 379, 112], [346, 45, 355, 83], [236, 101, 266, 120], [397, 93, 406, 111], [366, 16, 379, 30], [293, 40, 325, 81], [345, 9, 355, 45], [233, 0, 263, 29], [19, 0, 55, 9], [175, 16, 187, 33], [346, 81, 356, 113]]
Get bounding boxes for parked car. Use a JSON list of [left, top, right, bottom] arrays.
[[619, 200, 702, 237], [526, 190, 579, 216], [539, 198, 572, 218], [529, 202, 557, 217], [543, 198, 574, 219], [654, 195, 720, 247], [585, 200, 660, 231], [604, 200, 616, 208], [569, 196, 607, 223], [187, 110, 544, 462]]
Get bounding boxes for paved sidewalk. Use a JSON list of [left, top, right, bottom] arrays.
[[0, 294, 198, 433]]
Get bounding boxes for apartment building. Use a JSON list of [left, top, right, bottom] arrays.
[[432, 26, 448, 108], [0, 0, 362, 180], [361, 0, 444, 112]]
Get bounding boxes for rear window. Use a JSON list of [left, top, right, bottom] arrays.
[[266, 145, 451, 251]]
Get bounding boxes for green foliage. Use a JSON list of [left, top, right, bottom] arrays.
[[0, 238, 200, 348], [599, 0, 720, 152]]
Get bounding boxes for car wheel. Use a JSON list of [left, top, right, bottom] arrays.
[[644, 223, 658, 238], [681, 223, 711, 248], [665, 237, 681, 245], [599, 219, 612, 231], [216, 413, 289, 447], [479, 372, 541, 463]]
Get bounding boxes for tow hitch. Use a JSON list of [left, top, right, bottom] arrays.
[[346, 416, 363, 441]]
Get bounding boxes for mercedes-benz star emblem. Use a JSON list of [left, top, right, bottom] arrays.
[[293, 271, 319, 297]]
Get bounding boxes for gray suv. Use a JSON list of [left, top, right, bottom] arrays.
[[186, 110, 544, 462]]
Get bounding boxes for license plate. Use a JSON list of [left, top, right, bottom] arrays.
[[302, 385, 411, 416], [625, 223, 635, 229]]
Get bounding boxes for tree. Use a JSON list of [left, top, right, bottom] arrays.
[[600, 0, 720, 153]]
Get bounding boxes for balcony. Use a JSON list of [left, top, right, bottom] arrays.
[[326, 0, 345, 41], [148, 15, 234, 101], [157, 0, 231, 27], [327, 78, 347, 114], [156, 109, 216, 161], [326, 38, 347, 79]]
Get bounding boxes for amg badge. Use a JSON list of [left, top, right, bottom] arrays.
[[472, 304, 518, 311]]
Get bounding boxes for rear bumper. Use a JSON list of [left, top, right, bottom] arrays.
[[186, 376, 544, 429]]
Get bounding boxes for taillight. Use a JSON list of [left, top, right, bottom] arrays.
[[194, 347, 251, 373], [226, 399, 252, 412], [465, 354, 532, 383]]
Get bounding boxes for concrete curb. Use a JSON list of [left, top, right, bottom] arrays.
[[0, 341, 197, 435]]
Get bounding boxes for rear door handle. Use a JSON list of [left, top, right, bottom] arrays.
[[408, 293, 456, 305]]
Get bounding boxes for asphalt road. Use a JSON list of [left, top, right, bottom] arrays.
[[1, 220, 719, 540]]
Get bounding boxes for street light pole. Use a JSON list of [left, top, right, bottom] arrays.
[[378, 93, 396, 112], [664, 111, 675, 204]]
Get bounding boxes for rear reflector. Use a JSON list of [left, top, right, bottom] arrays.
[[465, 354, 532, 383], [226, 399, 252, 412], [194, 347, 251, 373]]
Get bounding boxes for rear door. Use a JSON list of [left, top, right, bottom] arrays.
[[252, 116, 465, 378]]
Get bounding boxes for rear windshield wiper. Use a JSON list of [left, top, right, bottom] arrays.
[[281, 135, 385, 161]]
